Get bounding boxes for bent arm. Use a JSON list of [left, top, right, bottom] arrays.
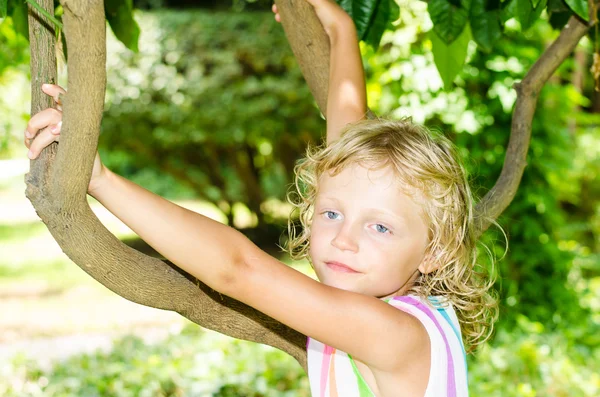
[[325, 16, 368, 144], [89, 168, 246, 292]]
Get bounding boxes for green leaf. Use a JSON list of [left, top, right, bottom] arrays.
[[105, 0, 140, 52], [500, 0, 518, 23], [1, 0, 7, 18], [8, 0, 28, 40], [470, 0, 502, 52], [338, 0, 379, 41], [549, 10, 572, 30], [564, 0, 588, 21], [530, 0, 542, 8], [363, 0, 399, 48], [388, 0, 400, 22], [61, 28, 68, 63], [514, 0, 547, 31], [428, 0, 470, 44], [430, 23, 471, 90], [547, 0, 569, 12]]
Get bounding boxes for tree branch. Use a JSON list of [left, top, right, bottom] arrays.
[[25, 0, 307, 370], [474, 16, 593, 236]]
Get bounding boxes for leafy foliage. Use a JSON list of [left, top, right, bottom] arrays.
[[338, 0, 400, 47], [564, 0, 589, 21], [0, 325, 310, 396], [1, 315, 598, 395], [1, 0, 598, 90], [105, 0, 140, 52], [364, 0, 600, 336], [4, 0, 28, 39], [428, 0, 470, 45], [0, 0, 140, 56], [362, 1, 600, 393], [100, 11, 324, 232], [469, 0, 502, 52], [430, 23, 472, 90]]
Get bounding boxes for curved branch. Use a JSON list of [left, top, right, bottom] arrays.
[[25, 0, 306, 370], [474, 16, 593, 236]]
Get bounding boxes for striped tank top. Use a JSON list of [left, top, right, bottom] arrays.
[[306, 295, 468, 396]]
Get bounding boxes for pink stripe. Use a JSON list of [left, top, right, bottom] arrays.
[[393, 296, 457, 397], [320, 344, 335, 397]]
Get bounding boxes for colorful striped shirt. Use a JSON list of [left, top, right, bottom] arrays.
[[306, 295, 468, 396]]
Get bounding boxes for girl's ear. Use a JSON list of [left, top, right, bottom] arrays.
[[418, 251, 440, 274]]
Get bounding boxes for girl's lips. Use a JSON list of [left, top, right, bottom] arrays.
[[325, 261, 359, 273]]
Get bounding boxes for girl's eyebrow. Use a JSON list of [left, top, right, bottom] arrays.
[[367, 208, 407, 223], [320, 196, 339, 203]]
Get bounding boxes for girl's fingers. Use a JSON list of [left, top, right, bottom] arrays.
[[27, 127, 60, 159], [25, 107, 62, 139], [50, 121, 62, 135], [41, 83, 66, 106], [272, 4, 281, 22]]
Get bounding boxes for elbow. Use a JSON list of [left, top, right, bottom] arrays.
[[214, 237, 251, 297]]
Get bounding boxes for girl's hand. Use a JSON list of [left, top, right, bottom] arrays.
[[272, 1, 353, 38], [25, 83, 106, 194]]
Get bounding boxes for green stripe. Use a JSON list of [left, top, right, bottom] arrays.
[[348, 354, 376, 397]]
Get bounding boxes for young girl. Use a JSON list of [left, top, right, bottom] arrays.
[[24, 0, 497, 395]]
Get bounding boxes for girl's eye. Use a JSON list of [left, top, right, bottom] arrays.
[[374, 224, 390, 234], [323, 211, 340, 220]]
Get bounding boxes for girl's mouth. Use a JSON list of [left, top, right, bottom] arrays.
[[325, 261, 359, 273]]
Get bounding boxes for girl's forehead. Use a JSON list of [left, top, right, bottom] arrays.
[[315, 163, 429, 221], [318, 162, 404, 190], [317, 164, 416, 204]]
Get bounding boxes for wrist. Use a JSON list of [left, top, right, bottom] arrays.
[[327, 16, 356, 45], [88, 166, 111, 197]]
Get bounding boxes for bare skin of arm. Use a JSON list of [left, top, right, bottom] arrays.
[[273, 0, 368, 144]]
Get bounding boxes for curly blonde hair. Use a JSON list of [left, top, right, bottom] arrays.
[[286, 117, 500, 352]]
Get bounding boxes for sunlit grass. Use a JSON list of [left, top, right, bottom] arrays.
[[0, 221, 47, 243], [0, 258, 91, 290]]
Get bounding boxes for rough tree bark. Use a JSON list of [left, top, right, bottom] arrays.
[[25, 0, 597, 372], [473, 15, 595, 235]]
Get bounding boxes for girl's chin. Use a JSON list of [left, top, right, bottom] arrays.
[[319, 278, 358, 292]]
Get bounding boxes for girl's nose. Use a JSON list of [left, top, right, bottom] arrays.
[[331, 225, 359, 252]]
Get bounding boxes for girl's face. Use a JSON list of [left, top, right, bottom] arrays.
[[309, 162, 430, 299]]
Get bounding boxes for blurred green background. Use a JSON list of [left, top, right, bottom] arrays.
[[0, 0, 599, 396]]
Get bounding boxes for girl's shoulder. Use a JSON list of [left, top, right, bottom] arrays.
[[386, 294, 469, 396], [385, 295, 464, 353]]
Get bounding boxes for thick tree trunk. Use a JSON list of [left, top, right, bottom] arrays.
[[25, 0, 595, 375]]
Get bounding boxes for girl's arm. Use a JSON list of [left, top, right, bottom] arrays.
[[90, 169, 427, 375], [324, 14, 368, 144], [275, 0, 368, 144], [88, 168, 246, 290]]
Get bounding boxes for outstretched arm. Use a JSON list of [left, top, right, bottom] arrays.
[[322, 7, 368, 144], [274, 0, 368, 144], [88, 169, 247, 291]]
